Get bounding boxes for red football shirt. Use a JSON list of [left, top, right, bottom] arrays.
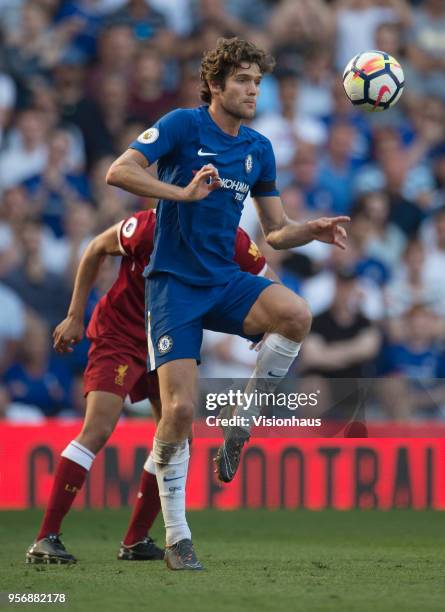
[[87, 210, 266, 353]]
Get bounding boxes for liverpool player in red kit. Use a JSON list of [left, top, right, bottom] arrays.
[[26, 209, 268, 564]]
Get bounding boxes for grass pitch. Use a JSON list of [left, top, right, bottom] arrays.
[[0, 509, 444, 612]]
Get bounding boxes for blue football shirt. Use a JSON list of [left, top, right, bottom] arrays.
[[129, 105, 279, 286]]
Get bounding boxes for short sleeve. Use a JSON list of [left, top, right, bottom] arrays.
[[118, 211, 155, 259], [234, 228, 267, 275], [128, 109, 190, 165], [251, 139, 280, 198]]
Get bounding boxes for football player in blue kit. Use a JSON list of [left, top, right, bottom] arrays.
[[106, 37, 349, 570]]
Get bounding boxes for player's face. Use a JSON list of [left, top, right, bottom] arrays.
[[218, 63, 262, 120]]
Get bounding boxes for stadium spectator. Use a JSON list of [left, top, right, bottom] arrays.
[[192, 0, 251, 38], [384, 237, 445, 324], [128, 46, 177, 124], [177, 59, 204, 108], [147, 0, 193, 37], [87, 22, 137, 96], [430, 145, 445, 195], [324, 79, 371, 163], [95, 73, 130, 154], [374, 21, 405, 60], [1, 218, 71, 328], [54, 0, 125, 62], [0, 108, 50, 190], [0, 72, 16, 149], [226, 0, 271, 31], [53, 55, 112, 167], [422, 207, 445, 282], [407, 0, 445, 100], [110, 0, 174, 54], [2, 2, 56, 78], [382, 152, 431, 234], [297, 48, 334, 121], [3, 315, 73, 418], [270, 0, 334, 60], [0, 187, 30, 277], [355, 128, 431, 235], [1, 1, 86, 104], [379, 304, 445, 419], [300, 266, 381, 416], [277, 183, 330, 272], [350, 191, 406, 272], [289, 142, 333, 215], [40, 200, 97, 279], [334, 0, 411, 71], [22, 129, 91, 238], [0, 282, 26, 374], [302, 236, 384, 320], [316, 120, 360, 215], [252, 67, 326, 185], [88, 154, 142, 227]]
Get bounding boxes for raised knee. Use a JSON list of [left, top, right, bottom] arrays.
[[277, 301, 312, 341]]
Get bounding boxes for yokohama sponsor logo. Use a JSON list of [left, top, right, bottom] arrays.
[[219, 177, 250, 194]]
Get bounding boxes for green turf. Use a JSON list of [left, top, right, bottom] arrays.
[[0, 509, 444, 612]]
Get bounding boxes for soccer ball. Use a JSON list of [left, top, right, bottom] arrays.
[[343, 50, 404, 112]]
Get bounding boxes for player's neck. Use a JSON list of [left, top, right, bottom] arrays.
[[208, 103, 241, 137]]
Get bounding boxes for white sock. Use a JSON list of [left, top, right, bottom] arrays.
[[234, 333, 301, 433], [152, 438, 191, 546], [61, 440, 95, 471], [143, 452, 156, 475]]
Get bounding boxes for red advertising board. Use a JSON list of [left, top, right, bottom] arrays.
[[1, 422, 445, 510]]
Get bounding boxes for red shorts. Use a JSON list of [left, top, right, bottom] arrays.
[[84, 337, 160, 402]]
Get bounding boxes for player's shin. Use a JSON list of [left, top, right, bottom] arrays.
[[234, 333, 302, 435], [36, 441, 95, 540], [215, 334, 301, 483], [152, 438, 191, 546]]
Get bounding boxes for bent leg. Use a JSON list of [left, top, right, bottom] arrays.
[[233, 286, 311, 436], [214, 280, 313, 483], [243, 283, 312, 341], [36, 391, 123, 542]]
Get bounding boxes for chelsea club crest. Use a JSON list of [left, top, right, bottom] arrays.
[[245, 154, 253, 173], [158, 335, 173, 354]]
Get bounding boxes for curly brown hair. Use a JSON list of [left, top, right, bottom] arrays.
[[200, 37, 275, 104]]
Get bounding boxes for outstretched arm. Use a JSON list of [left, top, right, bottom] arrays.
[[53, 223, 122, 353], [106, 149, 221, 202], [253, 195, 349, 250]]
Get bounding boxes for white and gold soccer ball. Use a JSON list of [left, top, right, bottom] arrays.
[[343, 50, 404, 112]]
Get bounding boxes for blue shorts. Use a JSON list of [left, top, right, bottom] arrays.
[[145, 271, 273, 371]]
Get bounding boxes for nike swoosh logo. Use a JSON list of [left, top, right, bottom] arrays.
[[268, 371, 283, 378], [163, 475, 184, 482], [373, 85, 390, 110], [198, 148, 217, 156]]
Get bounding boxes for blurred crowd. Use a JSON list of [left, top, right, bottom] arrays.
[[1, 0, 445, 422]]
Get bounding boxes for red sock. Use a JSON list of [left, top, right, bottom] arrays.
[[37, 457, 87, 540], [123, 470, 161, 546]]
